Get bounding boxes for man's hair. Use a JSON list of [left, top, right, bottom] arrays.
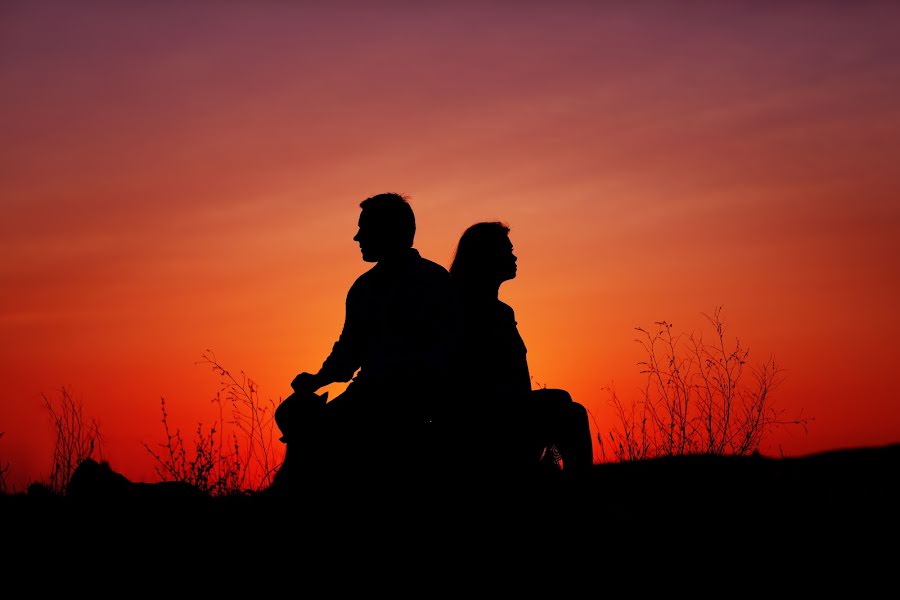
[[450, 221, 511, 281], [359, 193, 416, 248]]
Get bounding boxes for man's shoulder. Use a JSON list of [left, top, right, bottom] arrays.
[[348, 251, 448, 292], [347, 265, 380, 296], [403, 248, 450, 284], [413, 254, 451, 279]]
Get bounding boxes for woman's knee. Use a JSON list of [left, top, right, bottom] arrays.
[[532, 387, 573, 405], [569, 401, 588, 424]]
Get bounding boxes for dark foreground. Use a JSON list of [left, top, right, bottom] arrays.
[[5, 444, 898, 571]]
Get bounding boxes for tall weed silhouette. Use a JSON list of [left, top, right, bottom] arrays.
[[599, 307, 808, 461], [42, 386, 104, 493], [143, 351, 282, 495], [0, 432, 10, 495]]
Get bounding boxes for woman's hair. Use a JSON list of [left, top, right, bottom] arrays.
[[449, 221, 510, 281]]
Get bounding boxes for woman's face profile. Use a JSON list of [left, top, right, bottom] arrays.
[[495, 235, 517, 283]]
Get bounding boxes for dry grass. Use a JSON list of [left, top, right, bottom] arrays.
[[0, 432, 10, 495], [142, 351, 283, 495], [598, 307, 809, 461], [142, 397, 244, 496], [42, 386, 105, 494]]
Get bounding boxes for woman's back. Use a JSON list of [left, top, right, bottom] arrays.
[[446, 221, 594, 474], [454, 291, 531, 404]]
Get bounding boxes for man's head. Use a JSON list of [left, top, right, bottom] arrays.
[[354, 193, 416, 262]]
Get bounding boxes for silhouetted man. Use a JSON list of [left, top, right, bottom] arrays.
[[271, 193, 454, 491]]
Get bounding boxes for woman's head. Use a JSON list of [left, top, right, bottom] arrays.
[[450, 222, 517, 286]]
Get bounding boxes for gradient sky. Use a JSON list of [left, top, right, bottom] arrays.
[[2, 1, 899, 488]]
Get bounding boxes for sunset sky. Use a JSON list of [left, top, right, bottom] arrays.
[[2, 1, 899, 488]]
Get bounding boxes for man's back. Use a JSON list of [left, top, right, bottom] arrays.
[[273, 193, 455, 493], [323, 248, 454, 413]]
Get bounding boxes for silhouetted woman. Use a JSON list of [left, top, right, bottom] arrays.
[[448, 222, 593, 474]]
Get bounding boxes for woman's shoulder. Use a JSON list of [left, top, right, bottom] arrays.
[[496, 300, 517, 320]]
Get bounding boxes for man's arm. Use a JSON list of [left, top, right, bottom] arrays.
[[290, 371, 326, 394], [291, 281, 364, 393]]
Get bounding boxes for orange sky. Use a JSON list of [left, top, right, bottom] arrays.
[[2, 1, 900, 488]]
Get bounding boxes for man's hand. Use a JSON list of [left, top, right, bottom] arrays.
[[291, 372, 323, 394]]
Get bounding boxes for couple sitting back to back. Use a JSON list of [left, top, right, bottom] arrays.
[[271, 193, 591, 492]]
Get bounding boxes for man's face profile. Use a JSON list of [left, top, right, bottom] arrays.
[[353, 209, 385, 263]]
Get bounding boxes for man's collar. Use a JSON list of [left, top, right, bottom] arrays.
[[374, 247, 419, 270]]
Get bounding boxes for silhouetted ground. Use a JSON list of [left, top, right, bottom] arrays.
[[4, 444, 898, 571]]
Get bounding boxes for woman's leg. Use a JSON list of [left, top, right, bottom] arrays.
[[530, 388, 593, 472]]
